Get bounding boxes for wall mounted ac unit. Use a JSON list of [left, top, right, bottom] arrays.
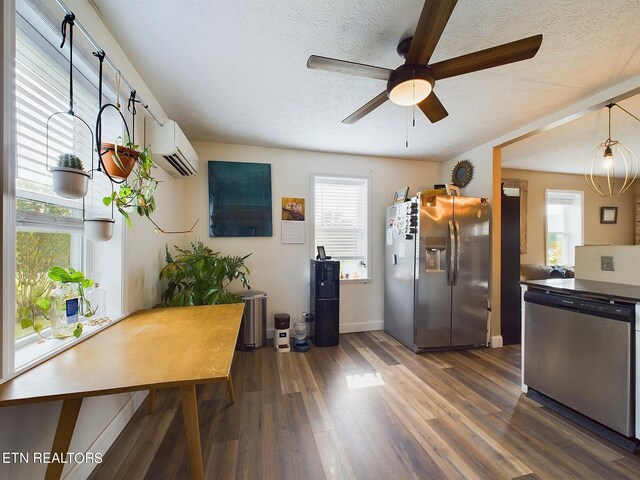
[[153, 120, 199, 178]]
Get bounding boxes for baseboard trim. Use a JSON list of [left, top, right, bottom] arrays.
[[340, 321, 384, 333], [267, 321, 384, 340], [64, 391, 148, 480], [490, 335, 503, 348]]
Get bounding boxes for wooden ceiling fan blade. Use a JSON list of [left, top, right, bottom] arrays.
[[406, 0, 458, 65], [307, 55, 393, 81], [418, 92, 449, 123], [342, 91, 389, 124], [430, 34, 543, 80]]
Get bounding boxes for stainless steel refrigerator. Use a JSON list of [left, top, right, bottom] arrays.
[[384, 194, 490, 352]]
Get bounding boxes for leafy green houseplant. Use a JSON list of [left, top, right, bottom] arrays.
[[19, 267, 95, 339], [102, 138, 159, 230], [51, 152, 90, 199], [159, 241, 251, 306]]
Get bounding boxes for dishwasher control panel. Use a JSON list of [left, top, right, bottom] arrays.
[[524, 290, 633, 323]]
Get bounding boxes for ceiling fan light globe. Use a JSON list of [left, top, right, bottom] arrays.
[[389, 79, 432, 106], [386, 64, 435, 107]]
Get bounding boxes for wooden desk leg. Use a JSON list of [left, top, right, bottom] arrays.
[[148, 389, 156, 414], [45, 397, 83, 480], [226, 374, 236, 404], [180, 384, 204, 480]]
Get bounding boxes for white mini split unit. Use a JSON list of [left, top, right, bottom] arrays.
[[153, 120, 199, 178]]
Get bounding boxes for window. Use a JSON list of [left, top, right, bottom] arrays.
[[546, 189, 583, 266], [15, 198, 83, 340], [313, 175, 370, 281], [9, 3, 123, 370]]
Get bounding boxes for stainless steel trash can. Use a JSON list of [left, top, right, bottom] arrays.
[[236, 291, 267, 350]]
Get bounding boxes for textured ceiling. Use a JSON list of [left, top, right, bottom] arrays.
[[502, 94, 640, 175], [91, 0, 640, 163]]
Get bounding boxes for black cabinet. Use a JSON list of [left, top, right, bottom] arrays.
[[310, 260, 340, 346]]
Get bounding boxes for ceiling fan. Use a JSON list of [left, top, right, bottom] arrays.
[[307, 0, 543, 124]]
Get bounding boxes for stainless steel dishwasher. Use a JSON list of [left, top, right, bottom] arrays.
[[524, 289, 635, 444]]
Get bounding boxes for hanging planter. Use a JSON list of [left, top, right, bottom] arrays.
[[83, 172, 115, 242], [46, 14, 94, 199], [51, 167, 90, 199], [99, 142, 139, 180], [50, 153, 90, 199], [84, 218, 115, 242], [95, 91, 159, 230]]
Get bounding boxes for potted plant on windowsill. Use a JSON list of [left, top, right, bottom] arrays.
[[159, 241, 251, 306], [19, 267, 95, 340], [101, 138, 159, 230], [51, 153, 90, 199]]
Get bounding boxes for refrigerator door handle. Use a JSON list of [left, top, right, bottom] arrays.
[[447, 220, 455, 286], [453, 220, 461, 286]]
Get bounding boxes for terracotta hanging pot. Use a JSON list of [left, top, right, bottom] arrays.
[[100, 143, 139, 180]]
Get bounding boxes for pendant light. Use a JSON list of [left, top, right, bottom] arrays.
[[585, 103, 639, 197]]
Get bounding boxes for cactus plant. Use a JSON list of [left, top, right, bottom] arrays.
[[51, 152, 90, 199], [57, 153, 84, 171]]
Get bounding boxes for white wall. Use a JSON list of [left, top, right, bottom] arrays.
[[187, 141, 439, 334], [575, 245, 640, 285], [0, 1, 184, 479], [439, 144, 494, 199]]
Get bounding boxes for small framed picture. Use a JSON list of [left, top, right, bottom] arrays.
[[446, 184, 461, 196], [600, 206, 618, 224], [393, 187, 409, 204], [317, 245, 327, 260]]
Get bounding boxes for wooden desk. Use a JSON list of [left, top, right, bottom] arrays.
[[0, 304, 243, 480]]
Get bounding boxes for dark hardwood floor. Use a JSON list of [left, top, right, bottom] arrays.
[[89, 331, 640, 479]]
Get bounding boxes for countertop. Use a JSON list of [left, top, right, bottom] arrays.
[[522, 278, 640, 303]]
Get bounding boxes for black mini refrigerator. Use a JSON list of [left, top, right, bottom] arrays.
[[310, 259, 340, 346]]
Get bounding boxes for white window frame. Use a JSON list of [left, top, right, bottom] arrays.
[[2, 0, 18, 381], [545, 189, 584, 266], [311, 173, 372, 283], [1, 0, 126, 382]]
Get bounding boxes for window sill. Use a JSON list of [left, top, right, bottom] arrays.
[[340, 278, 373, 285], [12, 314, 126, 379]]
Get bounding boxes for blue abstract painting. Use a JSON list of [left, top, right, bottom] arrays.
[[208, 161, 272, 237]]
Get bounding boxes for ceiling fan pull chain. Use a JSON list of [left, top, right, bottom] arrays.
[[412, 71, 416, 127], [405, 107, 409, 148]]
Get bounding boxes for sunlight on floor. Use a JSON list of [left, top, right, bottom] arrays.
[[345, 371, 384, 390]]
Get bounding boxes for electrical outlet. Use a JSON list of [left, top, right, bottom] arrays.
[[601, 256, 614, 272]]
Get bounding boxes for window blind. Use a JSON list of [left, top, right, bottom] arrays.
[[15, 210, 84, 232], [314, 176, 369, 262], [15, 13, 120, 219]]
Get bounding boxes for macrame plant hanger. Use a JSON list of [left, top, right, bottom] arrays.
[[45, 13, 95, 197]]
